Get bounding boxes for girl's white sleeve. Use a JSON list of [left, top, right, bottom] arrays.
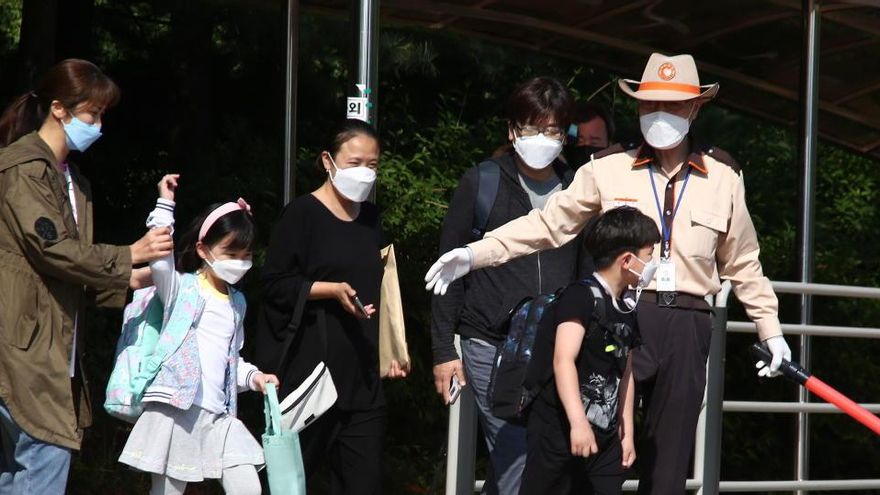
[[237, 357, 260, 393], [146, 198, 180, 305]]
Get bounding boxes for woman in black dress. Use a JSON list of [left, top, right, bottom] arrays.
[[255, 120, 404, 494]]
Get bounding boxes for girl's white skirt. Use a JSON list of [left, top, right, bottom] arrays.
[[119, 402, 265, 482]]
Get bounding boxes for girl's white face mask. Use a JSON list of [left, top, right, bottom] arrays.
[[513, 134, 563, 170], [327, 155, 376, 203], [639, 110, 691, 150], [206, 252, 252, 285]]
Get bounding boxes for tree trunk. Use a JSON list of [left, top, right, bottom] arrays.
[[56, 0, 95, 60], [18, 0, 57, 90]]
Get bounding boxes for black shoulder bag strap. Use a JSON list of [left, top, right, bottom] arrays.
[[471, 159, 501, 241], [276, 281, 327, 372]]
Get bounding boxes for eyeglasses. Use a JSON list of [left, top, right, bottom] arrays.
[[516, 124, 565, 142]]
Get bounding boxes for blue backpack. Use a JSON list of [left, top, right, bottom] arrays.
[[104, 287, 165, 422], [487, 279, 608, 423]]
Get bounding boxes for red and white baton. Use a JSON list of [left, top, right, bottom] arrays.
[[751, 342, 880, 436]]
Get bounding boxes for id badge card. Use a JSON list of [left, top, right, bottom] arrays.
[[656, 259, 676, 292]]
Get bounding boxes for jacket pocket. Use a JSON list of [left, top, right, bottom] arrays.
[[0, 270, 39, 349]]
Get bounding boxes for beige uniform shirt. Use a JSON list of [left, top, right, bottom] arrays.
[[468, 143, 782, 341]]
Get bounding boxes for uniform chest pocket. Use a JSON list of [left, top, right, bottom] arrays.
[[688, 209, 728, 260]]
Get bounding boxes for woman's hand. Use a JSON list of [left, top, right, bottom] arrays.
[[333, 282, 376, 319], [386, 359, 410, 379], [252, 373, 280, 394], [158, 174, 180, 201]]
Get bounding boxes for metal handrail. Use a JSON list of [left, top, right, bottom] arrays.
[[445, 280, 880, 494]]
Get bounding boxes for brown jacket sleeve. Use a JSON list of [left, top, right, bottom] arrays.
[[0, 161, 131, 290]]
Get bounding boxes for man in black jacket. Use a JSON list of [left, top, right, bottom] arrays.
[[431, 77, 589, 495]]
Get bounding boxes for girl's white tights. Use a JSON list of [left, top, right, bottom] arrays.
[[149, 465, 260, 495]]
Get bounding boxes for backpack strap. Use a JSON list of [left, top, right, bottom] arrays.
[[471, 160, 501, 241], [576, 278, 610, 331]]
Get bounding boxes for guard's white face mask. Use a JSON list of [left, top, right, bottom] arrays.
[[327, 155, 376, 203], [513, 134, 563, 170], [640, 110, 691, 150]]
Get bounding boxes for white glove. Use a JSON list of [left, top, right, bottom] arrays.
[[424, 247, 473, 296], [755, 335, 792, 378]]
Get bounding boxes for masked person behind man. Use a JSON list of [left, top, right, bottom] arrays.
[[563, 102, 615, 170], [431, 77, 590, 495], [426, 53, 792, 495]]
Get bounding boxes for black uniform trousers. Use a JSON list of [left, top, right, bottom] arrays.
[[299, 406, 386, 495], [520, 400, 626, 495], [632, 300, 712, 495]]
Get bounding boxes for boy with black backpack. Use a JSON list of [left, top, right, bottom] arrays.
[[519, 207, 660, 495]]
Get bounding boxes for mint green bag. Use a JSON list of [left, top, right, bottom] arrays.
[[263, 383, 306, 495]]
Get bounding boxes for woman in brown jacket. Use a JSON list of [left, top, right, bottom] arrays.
[[0, 59, 173, 494]]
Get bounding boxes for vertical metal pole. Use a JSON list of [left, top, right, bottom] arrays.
[[446, 335, 478, 495], [796, 1, 820, 492], [354, 0, 379, 124], [701, 281, 733, 495], [282, 0, 300, 205]]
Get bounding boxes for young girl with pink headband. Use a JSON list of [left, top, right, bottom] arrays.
[[118, 174, 278, 495]]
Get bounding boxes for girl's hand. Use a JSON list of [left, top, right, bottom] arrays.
[[570, 419, 599, 458], [158, 174, 180, 201], [386, 359, 410, 379], [334, 282, 377, 319], [252, 373, 280, 394]]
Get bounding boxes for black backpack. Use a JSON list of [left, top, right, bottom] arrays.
[[487, 279, 609, 423]]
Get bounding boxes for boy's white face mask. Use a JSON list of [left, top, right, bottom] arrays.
[[612, 254, 658, 314]]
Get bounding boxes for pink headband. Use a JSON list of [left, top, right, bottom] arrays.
[[199, 198, 252, 241]]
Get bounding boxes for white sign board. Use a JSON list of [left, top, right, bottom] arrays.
[[346, 97, 369, 122]]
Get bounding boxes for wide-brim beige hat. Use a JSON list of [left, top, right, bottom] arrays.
[[618, 53, 719, 101]]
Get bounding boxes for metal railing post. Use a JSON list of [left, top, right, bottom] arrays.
[[702, 282, 733, 495], [796, 1, 821, 491], [446, 335, 478, 495]]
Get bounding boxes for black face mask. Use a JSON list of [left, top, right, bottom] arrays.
[[564, 145, 606, 169]]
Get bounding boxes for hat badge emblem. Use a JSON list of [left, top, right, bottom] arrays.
[[658, 62, 676, 81]]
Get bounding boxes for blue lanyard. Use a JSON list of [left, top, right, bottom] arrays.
[[649, 165, 691, 258]]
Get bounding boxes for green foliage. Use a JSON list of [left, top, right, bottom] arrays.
[[2, 1, 880, 493]]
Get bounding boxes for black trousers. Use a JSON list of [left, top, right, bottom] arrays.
[[520, 402, 625, 495], [632, 301, 712, 495], [299, 406, 386, 495]]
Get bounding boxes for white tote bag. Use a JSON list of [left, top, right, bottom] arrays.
[[279, 361, 337, 432]]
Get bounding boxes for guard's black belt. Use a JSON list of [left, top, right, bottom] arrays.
[[641, 290, 711, 311]]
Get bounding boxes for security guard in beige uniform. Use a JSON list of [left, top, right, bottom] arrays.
[[426, 53, 792, 494]]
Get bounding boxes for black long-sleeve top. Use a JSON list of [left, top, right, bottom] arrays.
[[254, 194, 385, 411]]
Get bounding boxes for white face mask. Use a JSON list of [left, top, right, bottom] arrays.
[[513, 134, 563, 170], [640, 111, 691, 150], [206, 252, 252, 285], [327, 155, 376, 203], [612, 255, 658, 314]]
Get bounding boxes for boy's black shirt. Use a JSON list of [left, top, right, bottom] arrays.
[[534, 275, 640, 442]]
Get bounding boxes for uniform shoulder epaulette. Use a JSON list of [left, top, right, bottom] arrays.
[[592, 143, 628, 160], [704, 146, 741, 174]]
